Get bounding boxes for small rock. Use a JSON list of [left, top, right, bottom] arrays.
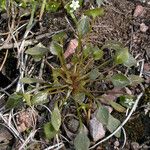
[[131, 142, 140, 150], [140, 23, 149, 32], [114, 140, 120, 149], [132, 34, 141, 44], [133, 5, 145, 17], [144, 63, 150, 72], [0, 126, 13, 143], [67, 118, 79, 133], [89, 117, 106, 142]]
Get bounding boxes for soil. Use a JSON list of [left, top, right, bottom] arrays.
[[0, 0, 150, 149]]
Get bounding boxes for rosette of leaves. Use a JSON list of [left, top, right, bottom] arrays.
[[5, 4, 144, 149]]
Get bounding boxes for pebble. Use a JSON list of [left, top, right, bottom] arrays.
[[131, 142, 140, 150], [114, 140, 120, 147], [89, 117, 106, 142], [140, 23, 149, 32], [133, 5, 145, 17]]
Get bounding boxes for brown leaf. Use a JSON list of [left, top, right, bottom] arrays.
[[99, 88, 123, 104], [99, 94, 116, 104], [64, 39, 78, 59]]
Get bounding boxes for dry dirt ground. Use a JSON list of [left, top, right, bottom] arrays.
[[0, 0, 150, 149]]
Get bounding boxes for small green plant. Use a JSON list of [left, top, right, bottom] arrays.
[[0, 0, 61, 15], [5, 0, 144, 149]]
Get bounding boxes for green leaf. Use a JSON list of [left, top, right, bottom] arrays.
[[107, 114, 121, 138], [89, 68, 100, 80], [111, 74, 130, 88], [102, 40, 124, 51], [6, 93, 23, 109], [32, 55, 42, 62], [52, 68, 63, 78], [46, 1, 61, 12], [96, 106, 109, 125], [44, 122, 57, 139], [79, 0, 83, 5], [128, 75, 144, 86], [23, 93, 32, 106], [32, 91, 48, 105], [20, 77, 45, 84], [83, 44, 93, 58], [102, 42, 129, 65], [25, 43, 49, 56], [114, 47, 129, 64], [73, 92, 85, 104], [119, 95, 134, 109], [93, 47, 104, 60], [77, 15, 91, 37], [52, 31, 67, 43], [74, 130, 90, 150], [64, 1, 72, 14], [50, 41, 63, 56], [71, 55, 80, 64], [84, 8, 104, 19], [51, 105, 61, 131], [0, 0, 6, 10], [124, 54, 137, 67], [109, 101, 126, 112], [52, 68, 65, 84]]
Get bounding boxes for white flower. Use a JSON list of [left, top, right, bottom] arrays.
[[70, 0, 80, 12], [125, 98, 134, 106]]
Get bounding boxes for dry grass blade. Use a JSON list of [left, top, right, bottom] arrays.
[[0, 112, 24, 143], [44, 142, 64, 150], [0, 49, 8, 71]]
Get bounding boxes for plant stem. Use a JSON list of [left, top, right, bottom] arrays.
[[89, 90, 104, 93], [75, 101, 83, 129], [97, 59, 112, 69], [47, 85, 68, 92], [39, 0, 46, 20], [49, 90, 65, 95], [60, 89, 72, 110]]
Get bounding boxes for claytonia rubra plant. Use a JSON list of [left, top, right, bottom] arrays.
[[5, 0, 144, 149]]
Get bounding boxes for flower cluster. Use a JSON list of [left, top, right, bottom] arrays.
[[124, 98, 134, 107], [70, 0, 80, 12]]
